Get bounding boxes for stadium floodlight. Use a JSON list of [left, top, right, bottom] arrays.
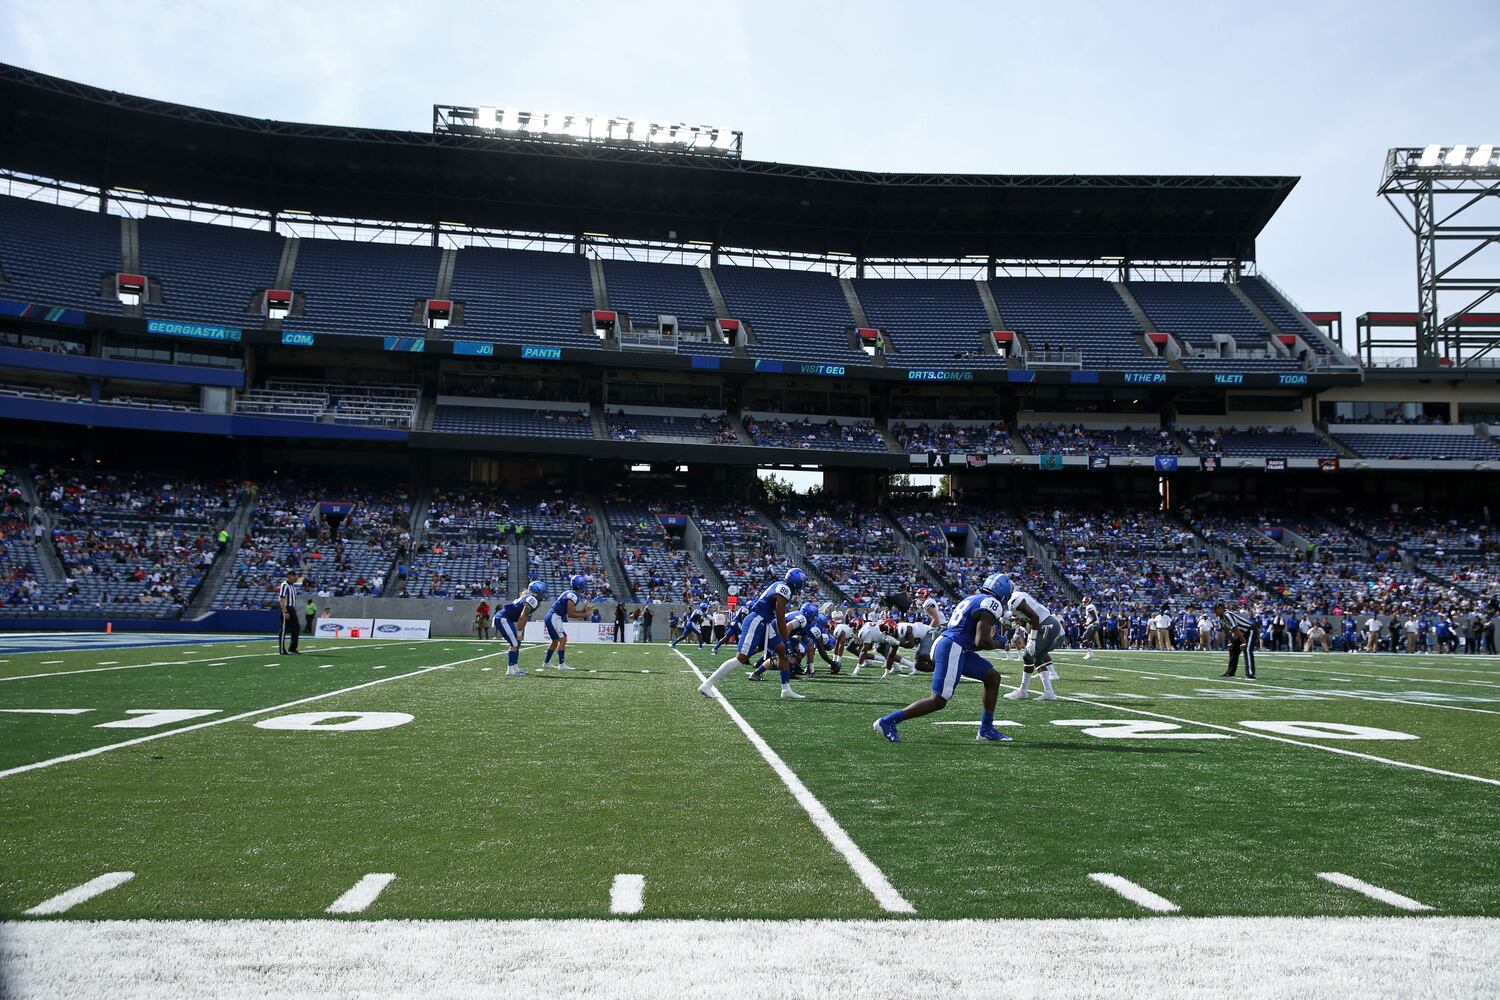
[[500, 107, 522, 130], [1472, 145, 1494, 168], [435, 102, 741, 157], [1418, 144, 1442, 167], [1444, 144, 1469, 167], [476, 106, 496, 130]]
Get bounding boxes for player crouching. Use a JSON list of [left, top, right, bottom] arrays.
[[873, 573, 1012, 743], [1002, 581, 1064, 702], [542, 575, 591, 670], [495, 581, 546, 677]]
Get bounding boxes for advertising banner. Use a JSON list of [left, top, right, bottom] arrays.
[[523, 622, 624, 643], [314, 617, 374, 638], [372, 619, 432, 639]]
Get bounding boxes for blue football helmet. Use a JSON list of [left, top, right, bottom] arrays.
[[570, 575, 588, 592], [800, 602, 819, 621], [785, 567, 808, 592], [528, 580, 548, 597], [981, 573, 1012, 603]]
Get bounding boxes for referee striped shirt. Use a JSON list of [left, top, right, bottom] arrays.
[[278, 578, 297, 611], [1219, 609, 1254, 635]]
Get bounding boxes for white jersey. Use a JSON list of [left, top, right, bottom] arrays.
[[898, 621, 933, 644], [921, 596, 940, 619], [832, 623, 853, 643], [1082, 603, 1099, 626], [1007, 591, 1052, 624], [858, 622, 888, 646]]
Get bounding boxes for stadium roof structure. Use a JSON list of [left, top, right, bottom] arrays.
[[0, 63, 1295, 262]]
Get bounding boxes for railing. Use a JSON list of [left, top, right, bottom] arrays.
[[1020, 348, 1083, 369]]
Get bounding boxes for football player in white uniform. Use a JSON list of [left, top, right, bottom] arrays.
[[896, 619, 938, 673], [916, 587, 942, 628], [1003, 587, 1064, 701], [1079, 596, 1101, 660]]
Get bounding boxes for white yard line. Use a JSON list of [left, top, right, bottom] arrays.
[[672, 647, 914, 914], [610, 874, 646, 915], [1317, 872, 1434, 912], [1076, 660, 1500, 716], [24, 872, 135, 915], [7, 917, 1495, 1000], [1065, 649, 1500, 676], [1088, 873, 1179, 913], [326, 874, 396, 914], [0, 642, 414, 683], [0, 649, 505, 780], [998, 678, 1500, 789]]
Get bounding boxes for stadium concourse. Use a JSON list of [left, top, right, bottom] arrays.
[[1, 64, 1499, 1000]]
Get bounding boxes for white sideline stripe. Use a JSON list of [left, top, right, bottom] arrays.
[[326, 874, 396, 914], [24, 872, 135, 915], [997, 676, 1500, 789], [933, 720, 1022, 727], [3, 918, 1499, 1000], [610, 874, 645, 915], [1088, 873, 1179, 913], [0, 649, 505, 780], [1080, 660, 1500, 716], [0, 641, 414, 683], [1318, 872, 1434, 912], [673, 647, 914, 914]]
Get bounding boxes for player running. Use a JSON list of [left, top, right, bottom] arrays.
[[1004, 583, 1065, 701], [542, 575, 590, 670], [699, 569, 808, 700], [873, 573, 1013, 743], [671, 602, 711, 649], [495, 581, 546, 677]]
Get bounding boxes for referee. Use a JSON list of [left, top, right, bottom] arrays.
[[1213, 602, 1256, 679], [278, 570, 302, 655]]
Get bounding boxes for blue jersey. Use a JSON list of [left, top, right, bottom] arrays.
[[749, 581, 793, 620], [941, 593, 1005, 650], [548, 590, 579, 618], [498, 592, 540, 623]]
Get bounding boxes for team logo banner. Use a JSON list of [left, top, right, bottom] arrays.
[[926, 451, 947, 468], [1154, 456, 1179, 473], [1318, 457, 1340, 473], [1200, 455, 1220, 472], [1039, 454, 1064, 471], [1088, 454, 1111, 470], [1265, 457, 1288, 471], [372, 618, 431, 639], [966, 454, 988, 469]]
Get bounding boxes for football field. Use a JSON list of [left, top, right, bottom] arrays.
[[2, 633, 1499, 997]]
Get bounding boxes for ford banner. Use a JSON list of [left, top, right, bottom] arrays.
[[371, 619, 431, 639], [315, 617, 374, 637]]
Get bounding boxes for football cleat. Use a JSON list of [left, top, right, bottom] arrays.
[[1004, 687, 1028, 701], [1040, 691, 1057, 701], [506, 667, 528, 677], [697, 682, 718, 698], [553, 663, 575, 670], [780, 687, 806, 699], [976, 726, 1012, 742], [745, 671, 764, 681], [874, 718, 902, 743]]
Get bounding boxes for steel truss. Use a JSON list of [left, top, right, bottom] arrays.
[[1379, 146, 1500, 365]]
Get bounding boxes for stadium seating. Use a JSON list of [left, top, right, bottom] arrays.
[[989, 278, 1163, 370], [0, 469, 52, 613], [713, 266, 862, 362], [449, 246, 595, 347], [141, 216, 283, 326], [1019, 423, 1180, 457], [291, 238, 440, 336], [606, 410, 738, 444], [851, 278, 1006, 367], [1126, 280, 1270, 351], [215, 481, 410, 608], [1331, 429, 1500, 460], [742, 414, 887, 452], [0, 384, 197, 412], [601, 259, 716, 333], [605, 500, 708, 603], [1237, 276, 1346, 359], [1180, 357, 1302, 372], [1184, 427, 1336, 458], [432, 404, 593, 438], [237, 379, 420, 428], [408, 484, 515, 599], [889, 421, 1013, 455], [772, 499, 930, 606], [0, 196, 123, 314], [36, 468, 237, 616]]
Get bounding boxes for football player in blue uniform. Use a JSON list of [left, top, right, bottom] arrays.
[[495, 581, 546, 677], [874, 573, 1013, 743], [698, 569, 807, 700], [672, 602, 711, 649], [748, 603, 838, 679], [713, 607, 748, 654], [542, 575, 590, 670]]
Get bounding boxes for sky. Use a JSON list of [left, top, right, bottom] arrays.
[[2, 0, 1496, 338]]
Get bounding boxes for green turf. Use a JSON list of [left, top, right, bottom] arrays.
[[3, 637, 1499, 919]]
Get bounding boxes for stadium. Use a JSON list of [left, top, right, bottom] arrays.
[[0, 29, 1498, 1000]]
